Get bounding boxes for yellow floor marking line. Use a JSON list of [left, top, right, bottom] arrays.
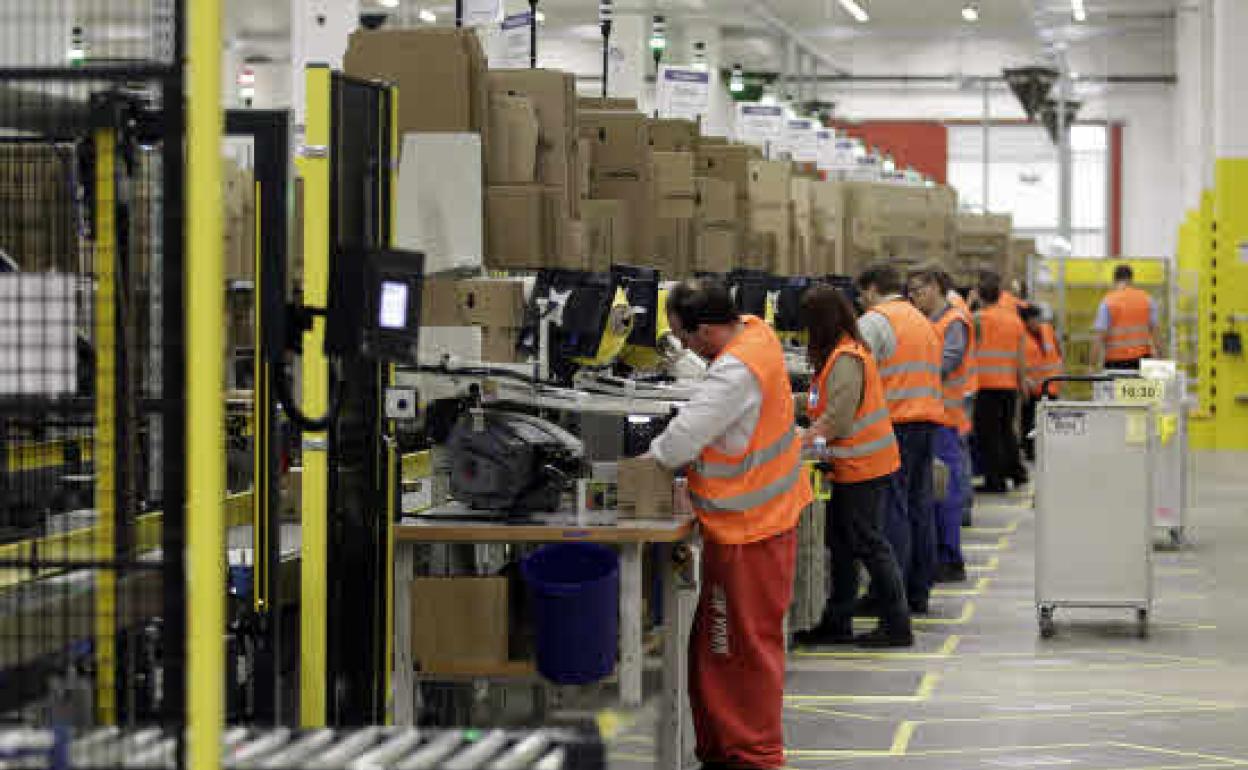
[[967, 555, 1001, 572], [966, 519, 1022, 535], [962, 536, 1012, 552], [787, 673, 942, 704], [889, 721, 917, 754], [605, 752, 653, 763], [933, 577, 992, 597], [788, 704, 888, 721], [1111, 743, 1248, 766], [911, 601, 976, 626]]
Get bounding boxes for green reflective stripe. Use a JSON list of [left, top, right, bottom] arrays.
[[885, 386, 943, 401], [879, 361, 942, 378], [839, 408, 890, 439], [828, 432, 897, 459], [688, 463, 805, 513], [692, 425, 797, 479]]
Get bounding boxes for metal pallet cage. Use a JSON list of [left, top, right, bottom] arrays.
[[0, 0, 191, 763]]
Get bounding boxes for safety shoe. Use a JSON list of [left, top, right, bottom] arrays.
[[793, 621, 855, 647], [974, 482, 1008, 495], [854, 627, 914, 648], [935, 562, 967, 583], [909, 597, 930, 614]]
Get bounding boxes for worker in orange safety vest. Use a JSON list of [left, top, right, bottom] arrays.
[[1020, 304, 1064, 461], [972, 271, 1029, 495], [1092, 264, 1161, 371], [647, 280, 812, 770]]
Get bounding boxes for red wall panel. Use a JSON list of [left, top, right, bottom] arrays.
[[831, 121, 949, 184]]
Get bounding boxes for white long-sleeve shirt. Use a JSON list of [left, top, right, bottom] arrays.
[[649, 354, 763, 470]]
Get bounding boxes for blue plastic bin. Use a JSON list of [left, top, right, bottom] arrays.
[[521, 543, 619, 684]]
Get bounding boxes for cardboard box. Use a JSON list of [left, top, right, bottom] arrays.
[[410, 577, 509, 672], [696, 144, 754, 192], [486, 93, 539, 184], [655, 217, 693, 278], [748, 160, 792, 207], [694, 226, 736, 274], [582, 199, 632, 269], [488, 70, 579, 209], [590, 176, 655, 261], [580, 110, 650, 179], [481, 326, 523, 363], [648, 118, 699, 152], [617, 456, 675, 517], [748, 205, 791, 274], [485, 185, 544, 270], [543, 187, 586, 270], [455, 279, 527, 327], [695, 177, 736, 225], [345, 29, 487, 134], [578, 97, 639, 111], [651, 152, 696, 218]]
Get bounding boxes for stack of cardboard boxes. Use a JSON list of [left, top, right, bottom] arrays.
[[582, 108, 652, 265], [420, 277, 528, 362], [744, 161, 793, 273], [955, 212, 1014, 286], [790, 177, 815, 277], [925, 186, 959, 265], [810, 182, 845, 276], [692, 177, 737, 274]]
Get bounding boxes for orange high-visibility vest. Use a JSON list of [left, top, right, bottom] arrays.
[[949, 293, 979, 396], [686, 316, 812, 545], [1103, 286, 1155, 362], [807, 337, 900, 484], [999, 290, 1030, 313], [1025, 322, 1064, 397], [975, 304, 1026, 391], [873, 300, 944, 425], [932, 306, 973, 433]]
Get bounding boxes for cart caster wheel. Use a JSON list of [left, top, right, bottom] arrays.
[[1137, 609, 1149, 639], [1039, 607, 1056, 639]]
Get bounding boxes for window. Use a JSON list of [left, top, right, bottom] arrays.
[[948, 124, 1109, 257]]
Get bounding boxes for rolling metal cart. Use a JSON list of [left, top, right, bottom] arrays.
[[1035, 376, 1155, 639]]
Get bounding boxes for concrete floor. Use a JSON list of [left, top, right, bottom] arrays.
[[610, 451, 1248, 769]]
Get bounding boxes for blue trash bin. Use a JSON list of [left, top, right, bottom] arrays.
[[521, 542, 619, 685]]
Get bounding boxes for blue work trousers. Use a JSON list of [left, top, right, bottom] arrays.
[[884, 422, 937, 606], [934, 426, 967, 565]]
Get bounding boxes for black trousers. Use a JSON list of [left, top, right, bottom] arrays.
[[824, 476, 910, 632], [974, 389, 1026, 488], [1021, 396, 1038, 460]]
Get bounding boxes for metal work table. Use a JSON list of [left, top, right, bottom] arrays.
[[394, 508, 697, 770]]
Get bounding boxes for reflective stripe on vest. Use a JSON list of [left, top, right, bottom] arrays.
[[874, 300, 944, 425], [692, 424, 797, 479], [932, 304, 972, 431], [975, 304, 1026, 390], [807, 339, 900, 484], [686, 316, 812, 544], [1104, 287, 1155, 362]]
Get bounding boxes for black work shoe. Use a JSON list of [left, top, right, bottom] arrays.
[[975, 482, 1008, 494], [854, 594, 882, 616], [935, 562, 967, 583], [794, 621, 855, 647], [854, 627, 914, 648], [1011, 472, 1031, 487], [909, 597, 930, 614], [962, 511, 973, 527]]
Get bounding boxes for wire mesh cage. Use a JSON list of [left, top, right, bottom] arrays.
[[0, 0, 186, 764]]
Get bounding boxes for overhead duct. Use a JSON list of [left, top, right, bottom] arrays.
[[1003, 66, 1059, 121], [1040, 98, 1081, 144]]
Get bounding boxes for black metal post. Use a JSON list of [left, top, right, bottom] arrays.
[[601, 22, 611, 97], [455, 0, 463, 27], [529, 0, 539, 68]]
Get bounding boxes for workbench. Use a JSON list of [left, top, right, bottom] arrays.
[[393, 508, 697, 770]]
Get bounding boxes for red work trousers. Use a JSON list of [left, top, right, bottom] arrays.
[[689, 526, 797, 769]]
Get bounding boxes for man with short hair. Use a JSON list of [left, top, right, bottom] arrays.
[[972, 272, 1029, 494], [856, 263, 943, 613], [649, 279, 812, 770], [908, 266, 971, 583], [1092, 265, 1161, 371]]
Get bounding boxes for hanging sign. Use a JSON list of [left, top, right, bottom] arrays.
[[490, 11, 533, 69], [462, 0, 503, 27], [736, 103, 784, 148], [656, 65, 711, 121], [783, 118, 819, 162]]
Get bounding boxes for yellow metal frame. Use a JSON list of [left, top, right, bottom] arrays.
[[299, 64, 332, 727], [92, 127, 118, 725], [1209, 159, 1248, 450], [187, 0, 226, 763]]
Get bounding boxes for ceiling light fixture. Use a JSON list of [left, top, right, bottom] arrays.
[[535, 10, 545, 22], [378, 0, 399, 7], [838, 0, 870, 23], [961, 2, 979, 22], [1071, 0, 1086, 22], [418, 7, 436, 22]]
